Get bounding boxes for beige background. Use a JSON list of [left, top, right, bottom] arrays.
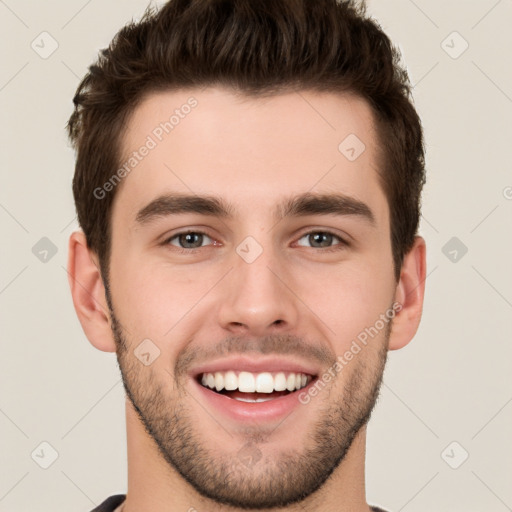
[[1, 1, 511, 511]]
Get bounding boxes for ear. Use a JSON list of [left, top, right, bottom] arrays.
[[67, 230, 116, 352], [388, 236, 427, 351]]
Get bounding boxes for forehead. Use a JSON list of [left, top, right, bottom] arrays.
[[114, 86, 388, 228]]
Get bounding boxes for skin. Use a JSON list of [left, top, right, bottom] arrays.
[[68, 87, 426, 512]]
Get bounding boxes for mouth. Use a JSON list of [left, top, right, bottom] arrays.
[[196, 370, 315, 403], [191, 364, 319, 422], [189, 357, 321, 421]]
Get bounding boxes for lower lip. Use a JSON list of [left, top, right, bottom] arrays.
[[192, 377, 317, 423]]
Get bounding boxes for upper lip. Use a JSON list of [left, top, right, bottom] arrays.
[[190, 356, 320, 379]]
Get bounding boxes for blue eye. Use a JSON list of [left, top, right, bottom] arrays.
[[296, 231, 347, 250], [162, 229, 348, 254]]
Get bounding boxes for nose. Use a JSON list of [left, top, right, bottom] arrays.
[[217, 244, 300, 337]]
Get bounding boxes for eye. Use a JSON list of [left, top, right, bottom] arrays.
[[165, 231, 214, 250], [296, 230, 348, 251], [161, 229, 348, 254]]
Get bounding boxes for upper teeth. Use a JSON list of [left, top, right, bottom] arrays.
[[200, 371, 310, 393]]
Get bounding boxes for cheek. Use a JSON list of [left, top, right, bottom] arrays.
[[294, 256, 395, 348], [111, 258, 219, 340]]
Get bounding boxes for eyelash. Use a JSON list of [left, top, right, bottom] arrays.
[[162, 229, 349, 254]]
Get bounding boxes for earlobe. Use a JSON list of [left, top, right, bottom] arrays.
[[67, 230, 116, 353], [388, 236, 427, 351]]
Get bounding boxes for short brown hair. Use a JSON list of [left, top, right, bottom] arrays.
[[67, 0, 425, 283]]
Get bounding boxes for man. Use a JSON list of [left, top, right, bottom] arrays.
[[66, 0, 426, 511]]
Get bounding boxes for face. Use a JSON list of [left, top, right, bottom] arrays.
[[107, 87, 397, 508]]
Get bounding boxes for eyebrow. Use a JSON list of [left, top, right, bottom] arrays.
[[135, 192, 376, 226]]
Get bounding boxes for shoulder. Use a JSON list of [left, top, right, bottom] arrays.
[[88, 494, 126, 512]]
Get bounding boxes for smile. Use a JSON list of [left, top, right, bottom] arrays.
[[199, 370, 312, 402]]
